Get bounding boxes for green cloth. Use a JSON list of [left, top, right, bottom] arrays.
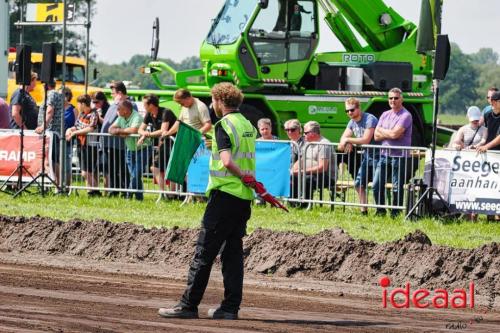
[[166, 121, 202, 184], [113, 111, 144, 151], [416, 0, 442, 54]]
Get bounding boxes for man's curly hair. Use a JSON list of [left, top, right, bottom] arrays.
[[211, 82, 243, 109]]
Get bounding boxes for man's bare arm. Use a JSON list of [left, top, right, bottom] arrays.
[[199, 121, 212, 135], [11, 104, 23, 128], [163, 120, 180, 137], [219, 149, 245, 178]]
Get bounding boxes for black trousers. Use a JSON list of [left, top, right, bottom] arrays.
[[179, 190, 251, 313], [104, 147, 129, 193], [292, 173, 332, 201]]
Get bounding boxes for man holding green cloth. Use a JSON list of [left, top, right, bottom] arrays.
[[109, 100, 150, 200], [159, 83, 257, 320]]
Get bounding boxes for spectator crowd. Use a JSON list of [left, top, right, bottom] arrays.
[[1, 76, 499, 219]]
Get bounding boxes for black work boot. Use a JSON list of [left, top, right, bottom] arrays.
[[158, 305, 198, 319], [207, 308, 238, 320]]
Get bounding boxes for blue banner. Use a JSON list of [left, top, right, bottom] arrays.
[[255, 140, 291, 197], [187, 140, 291, 197], [186, 143, 211, 194]]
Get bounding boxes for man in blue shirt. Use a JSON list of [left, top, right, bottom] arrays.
[[339, 97, 378, 215]]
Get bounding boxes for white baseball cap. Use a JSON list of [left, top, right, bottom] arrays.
[[466, 106, 481, 121]]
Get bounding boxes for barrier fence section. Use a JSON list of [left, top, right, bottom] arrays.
[[299, 142, 427, 212], [0, 129, 56, 183], [3, 129, 429, 212], [68, 132, 186, 199], [68, 134, 300, 200], [424, 148, 500, 215]]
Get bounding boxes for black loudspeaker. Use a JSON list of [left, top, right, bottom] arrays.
[[15, 44, 32, 85], [41, 42, 57, 84], [433, 34, 450, 80], [364, 62, 413, 92], [315, 63, 346, 90]]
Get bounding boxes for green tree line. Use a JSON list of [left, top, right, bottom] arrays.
[[9, 0, 96, 57], [440, 44, 500, 114], [89, 55, 200, 90], [8, 1, 500, 115]]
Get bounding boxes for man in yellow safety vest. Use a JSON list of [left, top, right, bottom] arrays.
[[159, 82, 257, 320]]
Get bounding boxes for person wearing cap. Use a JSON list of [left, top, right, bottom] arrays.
[[452, 106, 487, 150], [477, 91, 500, 153]]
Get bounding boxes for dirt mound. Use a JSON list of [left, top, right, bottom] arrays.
[[1, 215, 498, 296], [0, 215, 199, 266]]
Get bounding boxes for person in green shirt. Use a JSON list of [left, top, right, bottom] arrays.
[[109, 100, 149, 200]]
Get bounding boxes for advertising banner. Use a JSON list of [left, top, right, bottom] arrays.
[[26, 3, 75, 22], [424, 149, 500, 214], [187, 140, 291, 197], [0, 130, 54, 182], [255, 140, 291, 197], [186, 143, 210, 194]]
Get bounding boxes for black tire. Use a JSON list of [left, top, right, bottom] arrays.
[[405, 104, 426, 148]]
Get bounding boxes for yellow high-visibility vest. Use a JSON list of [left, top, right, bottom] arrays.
[[206, 112, 256, 200]]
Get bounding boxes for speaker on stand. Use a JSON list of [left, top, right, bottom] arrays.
[[15, 44, 32, 85], [406, 34, 451, 219], [0, 44, 41, 195], [17, 42, 61, 196], [40, 42, 57, 84]]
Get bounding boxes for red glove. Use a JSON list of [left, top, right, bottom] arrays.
[[241, 175, 289, 212], [241, 175, 257, 188]]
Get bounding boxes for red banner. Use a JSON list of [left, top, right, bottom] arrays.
[[0, 130, 54, 182]]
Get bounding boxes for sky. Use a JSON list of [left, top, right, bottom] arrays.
[[91, 0, 499, 64]]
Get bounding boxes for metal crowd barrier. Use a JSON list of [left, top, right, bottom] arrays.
[[298, 142, 427, 212], [67, 134, 428, 211], [2, 128, 428, 212], [67, 132, 187, 199]]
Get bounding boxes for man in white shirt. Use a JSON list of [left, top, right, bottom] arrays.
[[163, 89, 212, 136]]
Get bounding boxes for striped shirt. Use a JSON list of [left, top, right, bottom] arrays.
[[455, 124, 487, 148]]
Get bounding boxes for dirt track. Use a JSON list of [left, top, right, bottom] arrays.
[[0, 257, 498, 333], [0, 215, 499, 332]]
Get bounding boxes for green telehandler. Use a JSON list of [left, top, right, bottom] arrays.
[[127, 0, 454, 147]]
